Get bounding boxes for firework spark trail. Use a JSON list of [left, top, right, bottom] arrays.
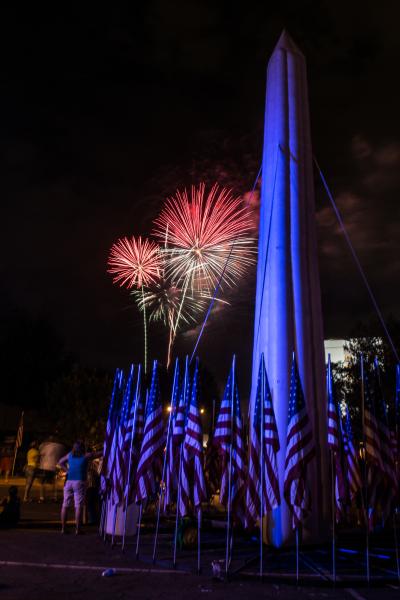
[[171, 273, 190, 338], [141, 284, 148, 375], [153, 183, 256, 294], [108, 236, 162, 289], [108, 236, 162, 374], [131, 277, 209, 367], [189, 168, 262, 362]]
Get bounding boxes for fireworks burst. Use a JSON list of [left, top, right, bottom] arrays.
[[131, 278, 211, 368], [108, 235, 162, 375], [153, 183, 255, 293], [107, 236, 161, 289], [132, 279, 207, 329]]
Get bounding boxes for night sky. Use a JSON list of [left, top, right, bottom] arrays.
[[2, 2, 400, 393]]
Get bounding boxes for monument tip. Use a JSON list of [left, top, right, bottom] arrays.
[[273, 29, 303, 55]]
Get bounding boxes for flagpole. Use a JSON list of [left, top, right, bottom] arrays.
[[111, 504, 118, 546], [112, 370, 133, 548], [134, 384, 152, 560], [393, 510, 400, 582], [360, 354, 370, 584], [100, 495, 107, 540], [103, 488, 112, 543], [393, 365, 400, 582], [11, 411, 24, 477], [101, 369, 122, 541], [173, 357, 189, 568], [135, 503, 143, 560], [296, 527, 299, 583], [212, 398, 216, 433], [328, 355, 336, 585], [153, 359, 179, 564], [104, 370, 124, 542], [259, 354, 265, 579], [110, 495, 119, 545], [99, 499, 106, 537], [122, 365, 141, 552], [103, 491, 110, 542], [225, 355, 235, 576], [330, 449, 336, 584], [11, 444, 18, 478], [197, 508, 201, 575], [173, 453, 183, 568], [100, 490, 107, 540]]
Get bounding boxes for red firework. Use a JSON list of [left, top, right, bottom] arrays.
[[153, 183, 255, 291], [108, 235, 161, 289]]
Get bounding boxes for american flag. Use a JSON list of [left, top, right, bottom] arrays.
[[214, 356, 246, 525], [246, 353, 280, 528], [112, 366, 134, 505], [102, 369, 120, 465], [127, 369, 145, 504], [392, 365, 400, 506], [363, 359, 383, 526], [173, 358, 190, 447], [128, 365, 144, 458], [371, 359, 397, 520], [105, 373, 126, 500], [135, 385, 146, 446], [162, 359, 180, 509], [341, 405, 362, 501], [204, 438, 220, 497], [165, 358, 190, 508], [179, 359, 207, 516], [284, 353, 315, 529], [327, 356, 340, 450], [326, 355, 347, 521], [101, 369, 123, 495], [135, 360, 164, 503], [364, 360, 382, 468], [120, 365, 143, 505], [361, 356, 385, 528], [15, 412, 24, 449]]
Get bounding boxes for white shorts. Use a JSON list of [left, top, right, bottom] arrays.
[[62, 480, 86, 508]]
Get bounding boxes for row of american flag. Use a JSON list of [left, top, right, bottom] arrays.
[[100, 352, 400, 534], [328, 356, 400, 529]]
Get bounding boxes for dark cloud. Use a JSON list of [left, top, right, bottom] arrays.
[[316, 131, 400, 338]]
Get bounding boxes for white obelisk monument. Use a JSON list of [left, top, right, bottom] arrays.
[[251, 31, 329, 546]]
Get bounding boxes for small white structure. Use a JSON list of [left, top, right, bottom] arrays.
[[105, 500, 139, 536], [324, 339, 346, 363]]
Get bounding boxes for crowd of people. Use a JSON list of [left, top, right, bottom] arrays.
[[23, 437, 66, 502], [0, 437, 102, 533]]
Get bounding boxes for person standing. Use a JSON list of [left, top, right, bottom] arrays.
[[58, 441, 101, 534], [38, 437, 66, 502], [23, 441, 40, 502]]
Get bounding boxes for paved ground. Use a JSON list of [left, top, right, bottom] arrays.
[[1, 478, 399, 599]]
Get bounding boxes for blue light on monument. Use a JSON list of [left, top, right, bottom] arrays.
[[251, 31, 329, 546]]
